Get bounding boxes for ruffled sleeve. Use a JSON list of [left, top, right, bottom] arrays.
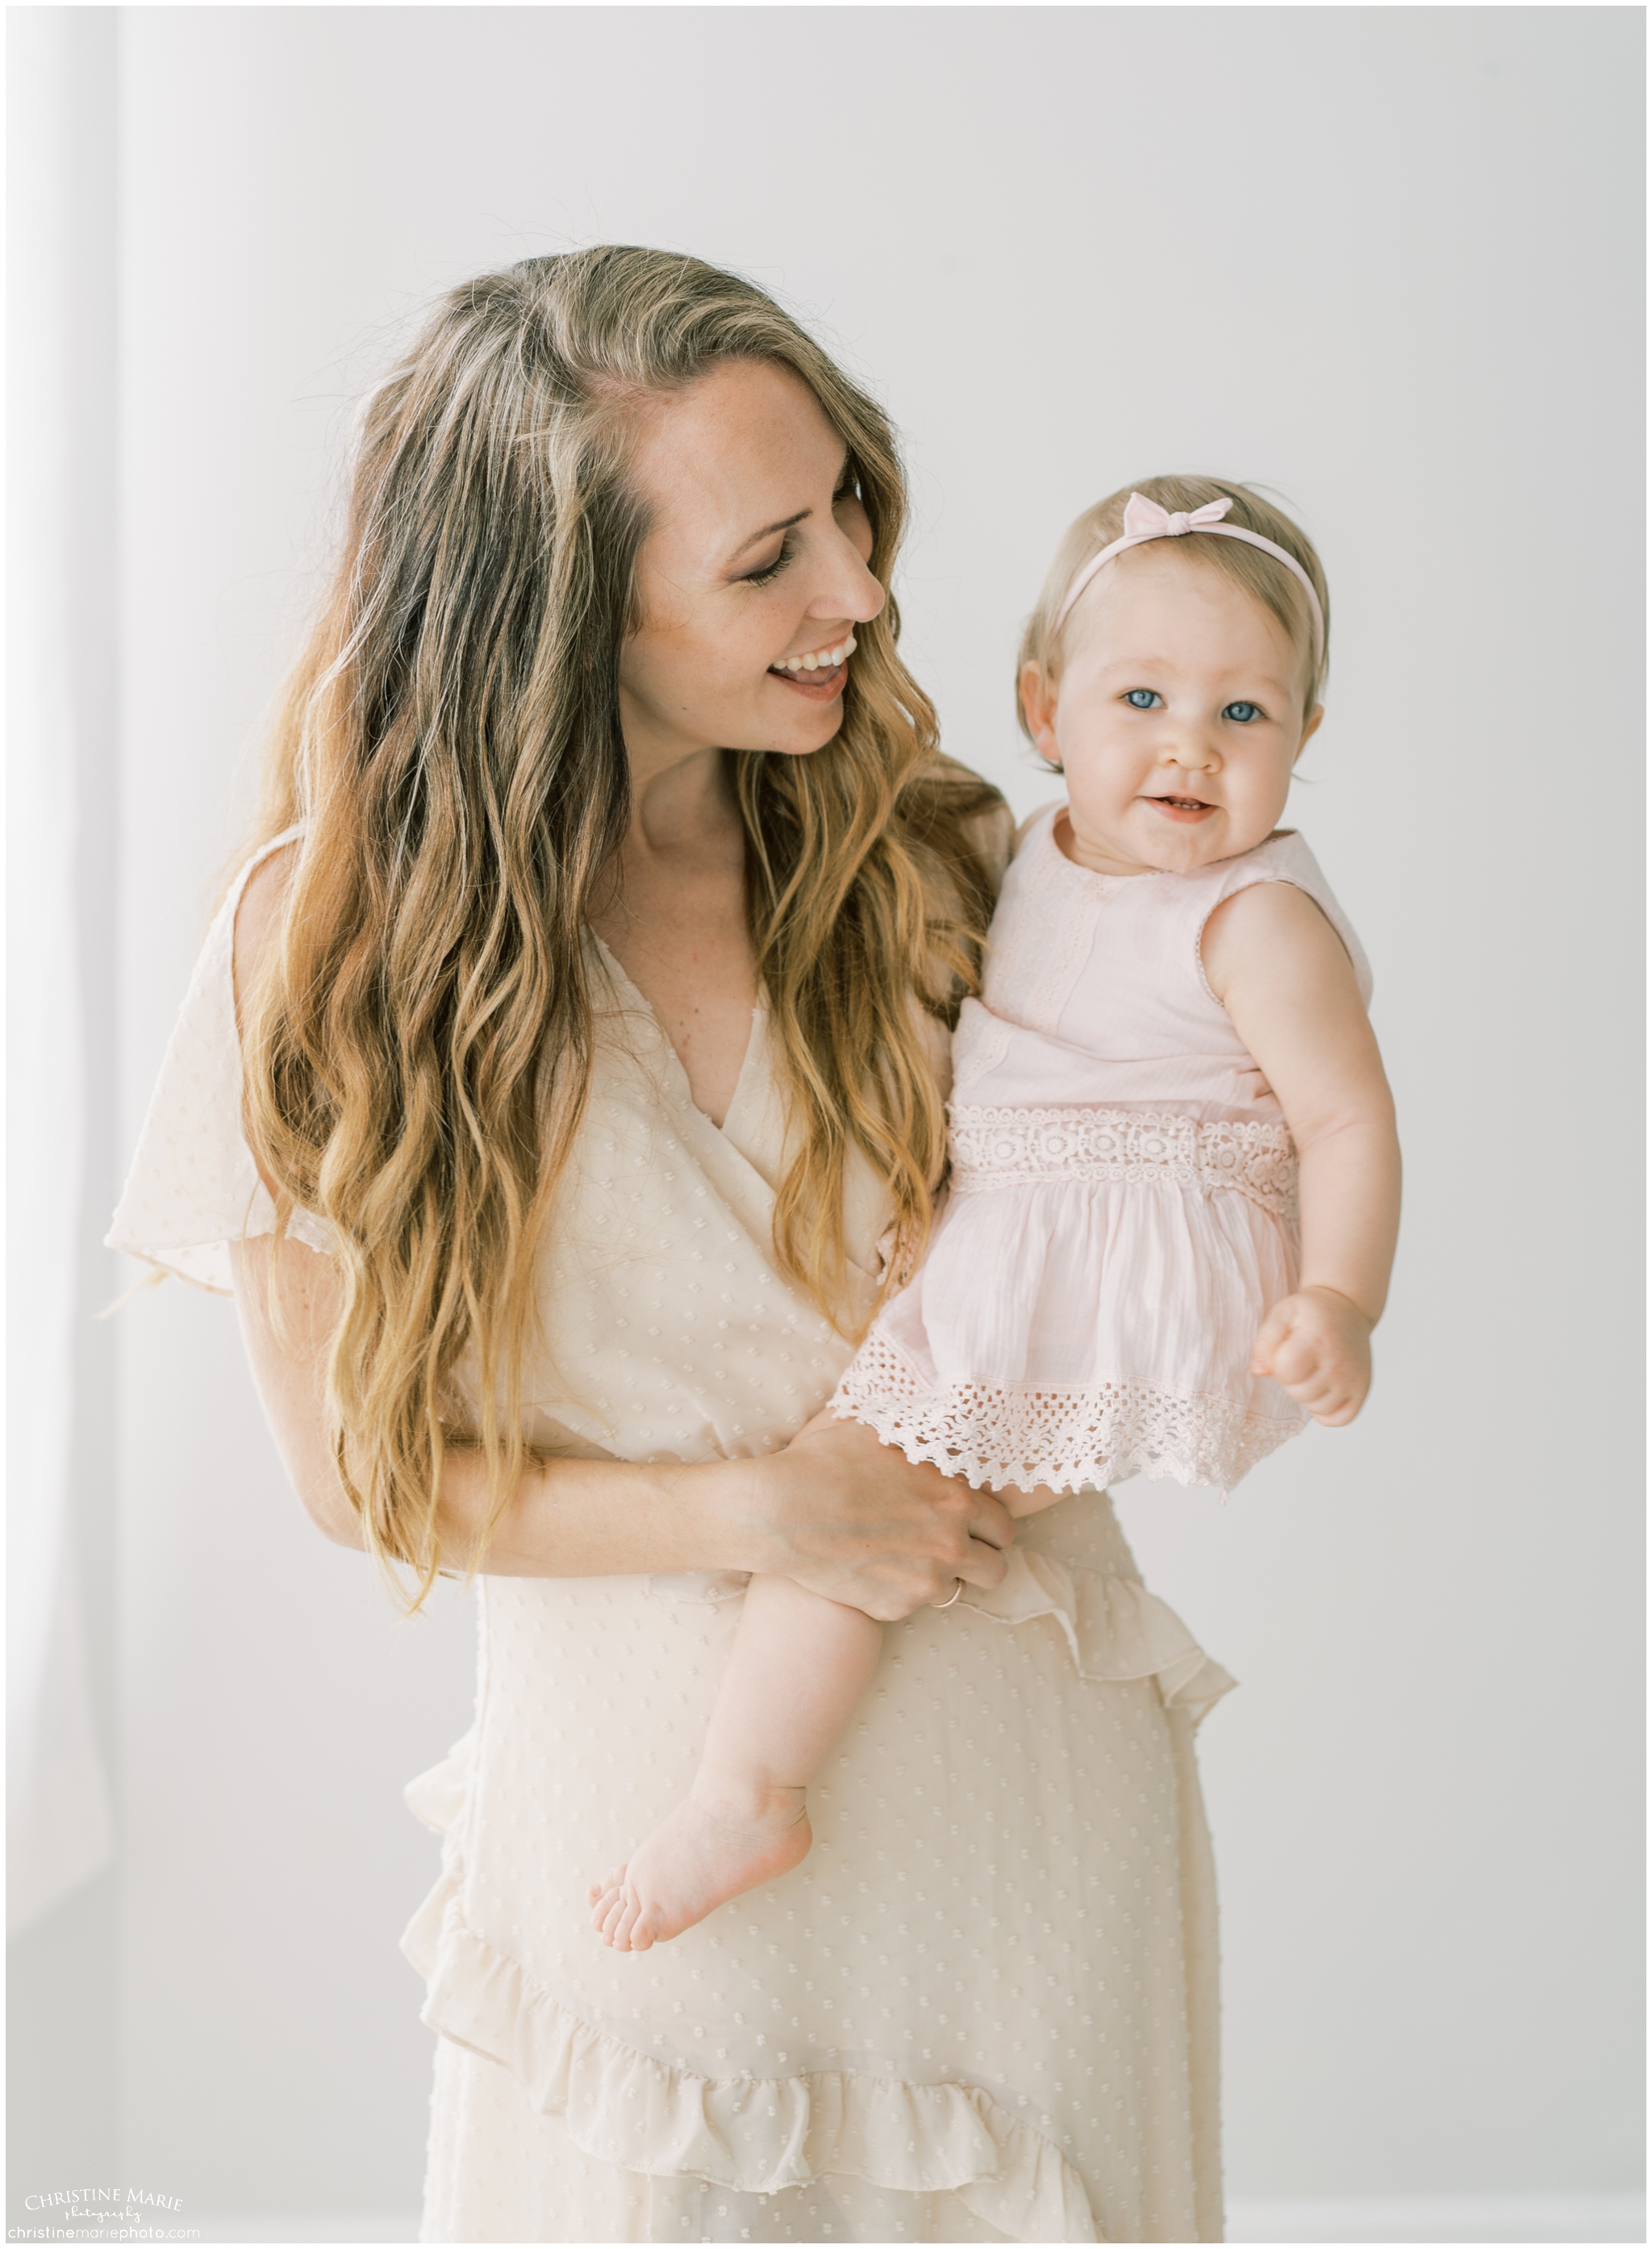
[[106, 826, 331, 1295]]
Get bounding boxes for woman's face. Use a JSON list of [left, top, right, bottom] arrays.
[[618, 358, 886, 780]]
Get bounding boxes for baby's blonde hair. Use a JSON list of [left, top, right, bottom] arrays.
[[1017, 475, 1330, 747]]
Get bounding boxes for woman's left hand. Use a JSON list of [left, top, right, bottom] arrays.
[[753, 1408, 1016, 1621]]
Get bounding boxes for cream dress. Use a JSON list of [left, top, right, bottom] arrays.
[[108, 822, 1235, 2245]]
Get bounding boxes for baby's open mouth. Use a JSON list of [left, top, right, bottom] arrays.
[[1147, 793, 1216, 813]]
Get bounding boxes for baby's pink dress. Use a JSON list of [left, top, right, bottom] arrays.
[[833, 805, 1373, 1493]]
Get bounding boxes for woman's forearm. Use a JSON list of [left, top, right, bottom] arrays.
[[229, 1237, 1015, 1613], [229, 1234, 768, 1579], [434, 1444, 763, 1579]]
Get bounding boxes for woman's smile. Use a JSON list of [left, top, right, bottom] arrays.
[[768, 632, 857, 699]]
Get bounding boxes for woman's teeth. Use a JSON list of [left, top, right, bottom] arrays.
[[773, 634, 857, 674]]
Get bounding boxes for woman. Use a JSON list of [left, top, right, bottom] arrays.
[[110, 248, 1230, 2243]]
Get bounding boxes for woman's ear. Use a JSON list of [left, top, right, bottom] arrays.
[[1020, 661, 1062, 767]]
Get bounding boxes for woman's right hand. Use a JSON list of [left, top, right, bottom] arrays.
[[749, 1412, 1013, 1621]]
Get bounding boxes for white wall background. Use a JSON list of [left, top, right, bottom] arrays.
[[9, 3, 1642, 2233]]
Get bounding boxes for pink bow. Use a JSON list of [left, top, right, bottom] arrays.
[[1053, 490, 1325, 662], [1121, 492, 1235, 540]]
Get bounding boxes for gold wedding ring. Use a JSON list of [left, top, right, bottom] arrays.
[[935, 1579, 965, 1609]]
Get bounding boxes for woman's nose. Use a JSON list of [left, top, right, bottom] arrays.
[[809, 526, 886, 628]]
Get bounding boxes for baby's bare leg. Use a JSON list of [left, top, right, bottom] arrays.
[[588, 1575, 882, 1952], [700, 1572, 884, 1786], [1006, 1479, 1067, 1518]]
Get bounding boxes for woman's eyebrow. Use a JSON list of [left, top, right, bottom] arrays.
[[732, 507, 809, 559], [728, 453, 853, 559]]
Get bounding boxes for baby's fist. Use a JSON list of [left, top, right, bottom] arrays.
[[1249, 1287, 1373, 1427]]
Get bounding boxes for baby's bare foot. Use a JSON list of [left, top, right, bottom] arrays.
[[586, 1770, 812, 1951]]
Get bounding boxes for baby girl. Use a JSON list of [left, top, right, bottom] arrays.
[[590, 475, 1401, 1951]]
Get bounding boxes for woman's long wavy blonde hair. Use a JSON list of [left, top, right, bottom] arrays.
[[241, 246, 1002, 1604]]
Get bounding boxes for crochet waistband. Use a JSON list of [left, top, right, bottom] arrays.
[[947, 1103, 1298, 1220]]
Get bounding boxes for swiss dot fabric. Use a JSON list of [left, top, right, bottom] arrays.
[[108, 812, 1230, 2243]]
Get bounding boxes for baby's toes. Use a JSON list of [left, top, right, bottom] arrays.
[[607, 1893, 645, 1952], [586, 1866, 625, 1910], [599, 1887, 635, 1948]]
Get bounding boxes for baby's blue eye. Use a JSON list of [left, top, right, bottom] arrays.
[[1123, 689, 1161, 710], [1224, 701, 1262, 724]]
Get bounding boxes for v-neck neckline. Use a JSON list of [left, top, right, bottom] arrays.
[[587, 928, 763, 1143]]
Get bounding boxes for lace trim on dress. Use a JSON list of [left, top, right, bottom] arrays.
[[948, 1103, 1299, 1221], [832, 1328, 1303, 1495], [402, 1735, 1100, 2243]]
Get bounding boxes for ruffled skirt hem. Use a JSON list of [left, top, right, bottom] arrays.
[[402, 1551, 1234, 2243], [402, 1744, 1097, 2241]]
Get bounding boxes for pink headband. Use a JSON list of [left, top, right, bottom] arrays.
[[1053, 492, 1325, 665]]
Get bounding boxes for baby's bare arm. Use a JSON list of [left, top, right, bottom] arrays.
[[1202, 882, 1401, 1425]]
